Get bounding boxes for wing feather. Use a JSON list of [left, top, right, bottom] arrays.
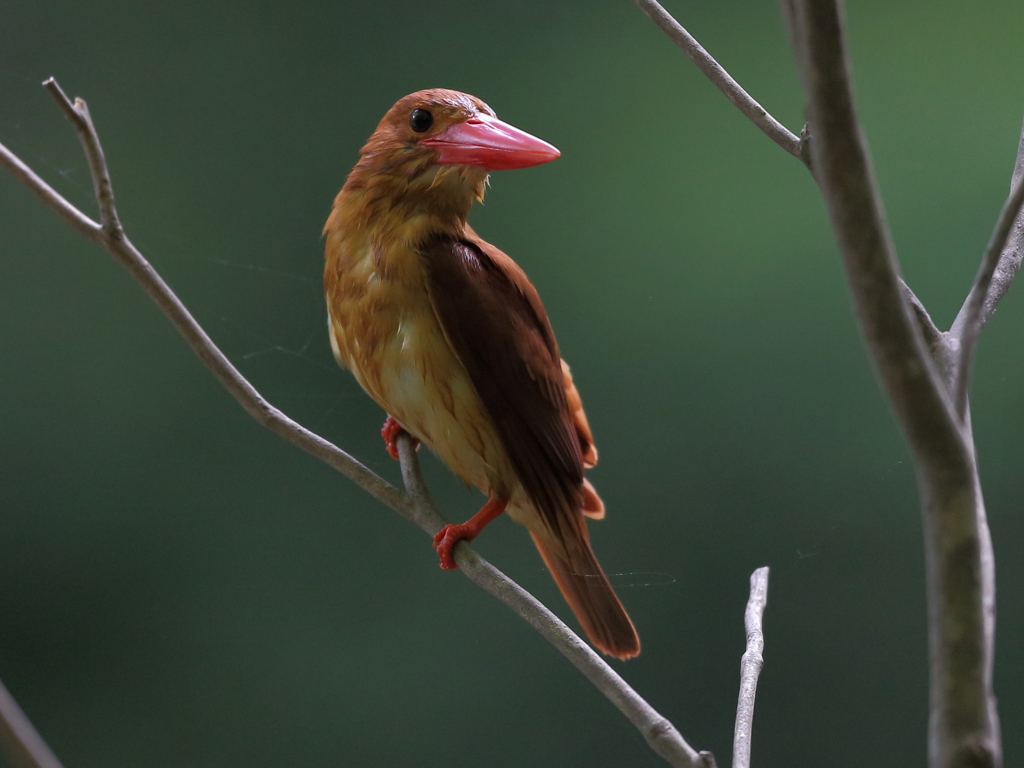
[[419, 234, 585, 543]]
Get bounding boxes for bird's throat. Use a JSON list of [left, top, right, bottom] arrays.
[[326, 160, 489, 294], [326, 161, 489, 272]]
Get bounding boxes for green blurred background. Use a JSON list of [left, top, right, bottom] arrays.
[[2, 0, 1022, 765]]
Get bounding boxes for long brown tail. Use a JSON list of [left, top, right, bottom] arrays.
[[530, 531, 640, 659]]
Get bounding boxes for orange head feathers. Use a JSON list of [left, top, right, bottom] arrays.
[[327, 89, 559, 237]]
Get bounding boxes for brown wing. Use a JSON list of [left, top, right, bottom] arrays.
[[421, 233, 637, 658], [419, 233, 586, 545]]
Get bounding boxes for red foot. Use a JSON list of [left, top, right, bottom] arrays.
[[433, 497, 508, 570], [381, 415, 419, 460]]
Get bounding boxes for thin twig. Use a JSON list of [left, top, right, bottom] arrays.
[[0, 678, 64, 768], [732, 567, 769, 768], [0, 79, 709, 768], [950, 177, 1024, 418], [900, 278, 943, 354], [42, 78, 122, 238], [396, 433, 438, 531], [635, 0, 947, 327], [948, 154, 1024, 417], [633, 0, 806, 166], [949, 114, 1024, 345], [0, 141, 100, 241], [790, 3, 1001, 767]]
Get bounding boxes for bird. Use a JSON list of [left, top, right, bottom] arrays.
[[323, 89, 639, 659]]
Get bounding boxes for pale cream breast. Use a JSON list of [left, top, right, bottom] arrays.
[[326, 237, 513, 497]]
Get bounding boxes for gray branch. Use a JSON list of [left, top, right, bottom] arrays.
[[790, 2, 1001, 767], [633, 0, 806, 165], [0, 78, 710, 768], [791, 0, 965, 479], [632, 1, 1010, 764], [901, 278, 943, 354], [42, 78, 122, 238], [633, 0, 1011, 762], [950, 177, 1024, 417], [0, 131, 100, 240], [732, 567, 769, 768], [633, 0, 940, 335], [949, 114, 1024, 344], [0, 679, 64, 768], [948, 123, 1024, 416]]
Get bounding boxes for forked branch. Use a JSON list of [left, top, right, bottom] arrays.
[[949, 118, 1024, 349], [633, 0, 940, 340], [42, 78, 122, 238], [637, 0, 1022, 409], [658, 0, 966, 471], [789, 2, 999, 766], [633, 0, 806, 166], [637, 1, 1007, 766], [790, 0, 965, 473], [949, 171, 1024, 417], [0, 79, 708, 768]]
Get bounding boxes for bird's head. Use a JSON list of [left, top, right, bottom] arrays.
[[352, 89, 560, 208]]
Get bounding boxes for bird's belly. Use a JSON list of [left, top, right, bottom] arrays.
[[381, 339, 500, 490], [332, 294, 511, 497]]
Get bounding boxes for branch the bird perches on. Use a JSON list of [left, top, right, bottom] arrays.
[[0, 76, 775, 768]]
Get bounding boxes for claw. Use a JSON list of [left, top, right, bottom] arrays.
[[431, 497, 509, 570], [381, 415, 419, 460], [433, 524, 469, 570]]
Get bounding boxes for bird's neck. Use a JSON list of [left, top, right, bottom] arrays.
[[326, 157, 487, 252]]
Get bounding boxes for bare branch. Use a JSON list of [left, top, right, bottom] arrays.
[[42, 78, 122, 238], [0, 678, 64, 768], [790, 3, 1001, 767], [900, 278, 943, 354], [949, 177, 1024, 417], [950, 114, 1024, 343], [396, 433, 444, 533], [732, 567, 769, 768], [633, 0, 806, 165], [0, 79, 710, 768], [637, 0, 953, 329], [0, 141, 101, 242], [947, 117, 1024, 415], [110, 218, 415, 516], [790, 0, 966, 478], [635, 0, 1005, 763]]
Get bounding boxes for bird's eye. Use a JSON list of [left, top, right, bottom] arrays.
[[410, 108, 434, 133]]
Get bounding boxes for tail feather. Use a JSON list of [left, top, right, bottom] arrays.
[[530, 531, 640, 659]]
